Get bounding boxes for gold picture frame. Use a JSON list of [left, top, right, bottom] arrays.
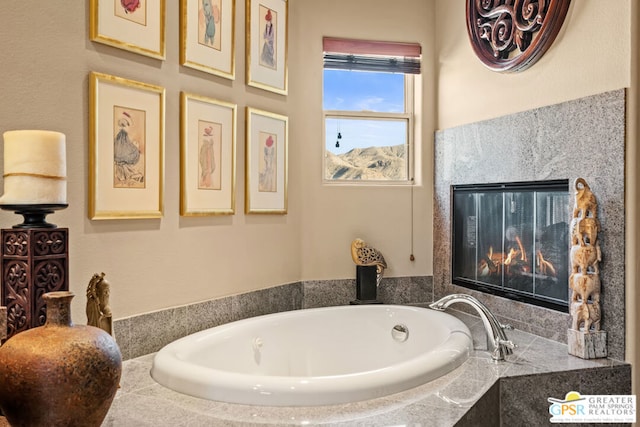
[[180, 0, 236, 79], [90, 0, 166, 60], [89, 72, 165, 220], [246, 0, 288, 95], [180, 93, 237, 215], [245, 107, 288, 214]]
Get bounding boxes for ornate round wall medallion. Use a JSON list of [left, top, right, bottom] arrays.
[[466, 0, 571, 73]]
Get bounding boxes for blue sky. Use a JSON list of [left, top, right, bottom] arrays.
[[324, 70, 407, 155]]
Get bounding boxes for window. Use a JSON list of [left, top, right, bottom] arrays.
[[322, 37, 421, 183]]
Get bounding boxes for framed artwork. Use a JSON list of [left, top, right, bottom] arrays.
[[180, 93, 237, 215], [180, 0, 236, 79], [90, 0, 166, 60], [245, 107, 288, 214], [246, 0, 288, 95], [89, 72, 165, 220]]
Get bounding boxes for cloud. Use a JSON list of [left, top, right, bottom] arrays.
[[355, 97, 385, 111]]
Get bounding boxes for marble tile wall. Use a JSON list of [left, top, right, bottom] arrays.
[[499, 364, 631, 425], [433, 89, 627, 360], [455, 382, 500, 427], [113, 276, 432, 360], [454, 363, 632, 427]]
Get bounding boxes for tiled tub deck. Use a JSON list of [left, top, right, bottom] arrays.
[[102, 310, 631, 426]]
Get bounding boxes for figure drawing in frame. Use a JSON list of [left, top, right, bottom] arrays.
[[198, 120, 222, 190], [259, 5, 276, 69], [198, 0, 222, 50], [113, 106, 146, 188], [258, 131, 276, 192], [115, 0, 147, 26]]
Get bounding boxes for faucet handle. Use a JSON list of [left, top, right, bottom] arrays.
[[491, 339, 517, 360], [501, 323, 513, 330], [497, 339, 517, 350]]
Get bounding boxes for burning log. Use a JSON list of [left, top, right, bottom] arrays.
[[481, 246, 522, 276]]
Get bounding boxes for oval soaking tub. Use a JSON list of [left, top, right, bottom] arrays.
[[151, 304, 472, 406]]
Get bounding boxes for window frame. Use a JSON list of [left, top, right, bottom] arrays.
[[322, 71, 416, 185]]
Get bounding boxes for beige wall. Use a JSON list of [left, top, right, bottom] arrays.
[[0, 3, 302, 321], [0, 1, 435, 322], [294, 0, 436, 281], [436, 1, 631, 129]]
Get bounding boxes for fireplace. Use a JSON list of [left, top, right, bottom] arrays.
[[435, 90, 625, 358], [452, 180, 570, 312]]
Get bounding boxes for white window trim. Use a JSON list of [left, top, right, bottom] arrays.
[[322, 73, 416, 186]]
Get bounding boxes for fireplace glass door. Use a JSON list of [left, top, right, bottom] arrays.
[[452, 180, 569, 311]]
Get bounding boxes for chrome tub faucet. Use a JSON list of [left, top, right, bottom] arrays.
[[429, 293, 516, 361]]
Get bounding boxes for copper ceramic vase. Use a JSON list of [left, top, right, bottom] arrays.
[[0, 291, 122, 427]]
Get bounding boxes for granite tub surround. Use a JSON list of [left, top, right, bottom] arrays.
[[434, 89, 626, 360], [102, 311, 630, 426], [302, 276, 432, 309], [113, 276, 431, 360], [113, 283, 304, 361]]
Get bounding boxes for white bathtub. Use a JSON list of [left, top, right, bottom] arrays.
[[150, 304, 472, 406]]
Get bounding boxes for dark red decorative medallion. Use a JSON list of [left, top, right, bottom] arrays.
[[466, 0, 571, 72]]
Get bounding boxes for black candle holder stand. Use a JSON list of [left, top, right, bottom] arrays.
[[350, 265, 383, 305]]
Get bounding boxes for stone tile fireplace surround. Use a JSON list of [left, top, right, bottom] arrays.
[[434, 89, 626, 360]]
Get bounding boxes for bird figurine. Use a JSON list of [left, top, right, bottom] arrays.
[[351, 238, 387, 286]]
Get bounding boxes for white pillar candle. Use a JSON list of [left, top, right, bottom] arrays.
[[0, 130, 67, 205]]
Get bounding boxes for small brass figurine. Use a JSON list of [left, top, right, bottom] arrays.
[[351, 238, 387, 286], [86, 272, 113, 335]]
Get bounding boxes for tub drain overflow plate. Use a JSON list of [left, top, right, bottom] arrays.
[[391, 324, 409, 342]]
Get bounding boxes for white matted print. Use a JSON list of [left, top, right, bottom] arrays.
[[90, 0, 166, 59], [245, 107, 287, 214], [180, 0, 236, 79], [89, 72, 165, 219], [246, 0, 287, 94], [181, 93, 237, 215]]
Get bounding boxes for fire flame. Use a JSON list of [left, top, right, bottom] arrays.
[[515, 236, 527, 262], [537, 250, 556, 277], [478, 235, 555, 278]]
